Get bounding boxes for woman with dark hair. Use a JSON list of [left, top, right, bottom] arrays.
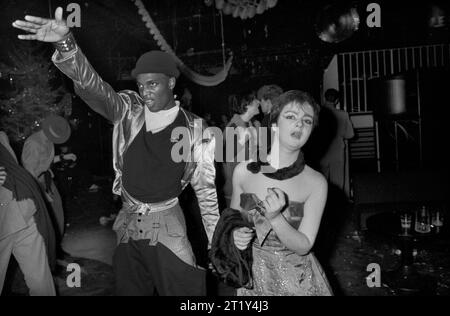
[[230, 90, 332, 296]]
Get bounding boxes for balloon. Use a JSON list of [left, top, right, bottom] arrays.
[[240, 7, 248, 19], [256, 0, 266, 14], [316, 5, 360, 43], [232, 5, 240, 18], [223, 3, 233, 15], [267, 0, 277, 9], [248, 6, 256, 18], [215, 0, 225, 10]]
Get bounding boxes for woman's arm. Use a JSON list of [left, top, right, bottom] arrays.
[[267, 175, 328, 255], [230, 162, 245, 210]]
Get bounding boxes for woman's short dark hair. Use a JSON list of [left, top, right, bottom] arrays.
[[270, 90, 320, 128], [231, 91, 256, 115]]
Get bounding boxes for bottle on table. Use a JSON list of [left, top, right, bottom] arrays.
[[432, 210, 444, 233], [415, 206, 431, 234]]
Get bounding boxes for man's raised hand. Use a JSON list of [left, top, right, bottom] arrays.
[[12, 7, 69, 42]]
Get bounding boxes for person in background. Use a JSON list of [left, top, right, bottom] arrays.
[[222, 91, 260, 208], [53, 144, 77, 210], [180, 87, 193, 112], [219, 114, 229, 131], [0, 131, 56, 296], [256, 84, 284, 155], [21, 115, 73, 256], [257, 84, 283, 128], [318, 88, 354, 197], [204, 112, 217, 127]]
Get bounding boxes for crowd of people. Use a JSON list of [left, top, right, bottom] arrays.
[[1, 7, 355, 296]]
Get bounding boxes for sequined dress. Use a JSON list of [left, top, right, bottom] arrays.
[[237, 193, 333, 296]]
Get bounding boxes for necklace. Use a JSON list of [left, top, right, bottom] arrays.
[[247, 151, 305, 180]]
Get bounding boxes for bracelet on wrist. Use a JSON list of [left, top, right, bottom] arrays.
[[54, 32, 76, 53]]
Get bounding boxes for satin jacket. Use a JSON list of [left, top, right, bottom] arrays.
[[51, 46, 219, 245]]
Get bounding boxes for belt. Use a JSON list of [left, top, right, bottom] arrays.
[[125, 198, 178, 216], [121, 187, 179, 215], [127, 197, 179, 216]]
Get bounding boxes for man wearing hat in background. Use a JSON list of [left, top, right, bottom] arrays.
[[22, 115, 74, 254], [13, 7, 220, 295]]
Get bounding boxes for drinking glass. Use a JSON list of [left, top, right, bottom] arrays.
[[400, 213, 412, 236], [432, 210, 444, 233]]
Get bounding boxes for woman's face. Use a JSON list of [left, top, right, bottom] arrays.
[[275, 102, 315, 151], [245, 99, 260, 118]]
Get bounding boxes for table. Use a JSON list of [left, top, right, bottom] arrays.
[[366, 211, 447, 295]]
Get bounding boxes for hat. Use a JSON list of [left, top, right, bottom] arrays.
[[131, 51, 180, 79], [42, 115, 71, 144]]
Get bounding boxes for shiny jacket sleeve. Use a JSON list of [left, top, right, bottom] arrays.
[[190, 125, 220, 248], [51, 46, 129, 124]]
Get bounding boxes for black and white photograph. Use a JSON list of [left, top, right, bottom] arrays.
[[1, 0, 449, 300]]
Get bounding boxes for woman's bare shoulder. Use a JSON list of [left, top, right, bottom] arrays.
[[303, 165, 327, 189], [233, 159, 254, 178]]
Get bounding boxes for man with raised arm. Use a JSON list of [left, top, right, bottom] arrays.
[[13, 8, 219, 296]]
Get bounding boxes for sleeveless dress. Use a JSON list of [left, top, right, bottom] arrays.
[[237, 193, 333, 296]]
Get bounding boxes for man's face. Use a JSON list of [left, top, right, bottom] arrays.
[[136, 73, 175, 112], [260, 99, 272, 114]]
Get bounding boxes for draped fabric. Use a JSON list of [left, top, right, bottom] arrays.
[[209, 208, 254, 289], [133, 0, 233, 87]]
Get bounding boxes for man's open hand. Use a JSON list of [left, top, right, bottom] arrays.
[[12, 7, 69, 42]]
